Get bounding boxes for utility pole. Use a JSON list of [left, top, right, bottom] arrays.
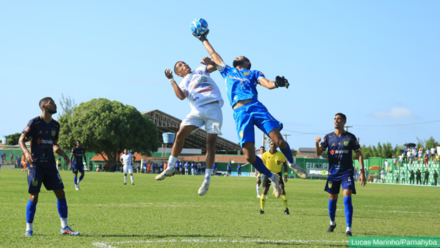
[[345, 126, 353, 132], [283, 134, 291, 142]]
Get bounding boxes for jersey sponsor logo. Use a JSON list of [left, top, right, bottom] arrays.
[[198, 87, 214, 94], [37, 139, 53, 145], [24, 126, 30, 132], [343, 140, 349, 146], [335, 150, 350, 154], [330, 150, 335, 155]]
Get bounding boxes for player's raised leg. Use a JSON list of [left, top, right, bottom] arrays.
[[156, 125, 196, 180], [268, 129, 307, 179]]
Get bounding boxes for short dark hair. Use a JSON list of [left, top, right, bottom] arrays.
[[233, 57, 251, 69], [39, 97, 52, 110], [260, 146, 264, 149], [173, 61, 186, 74], [335, 113, 347, 121]]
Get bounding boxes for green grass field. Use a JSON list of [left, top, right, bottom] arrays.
[[0, 169, 439, 247]]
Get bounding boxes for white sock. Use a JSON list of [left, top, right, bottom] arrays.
[[346, 227, 352, 232], [167, 156, 178, 169], [204, 169, 212, 184], [124, 176, 127, 183], [256, 184, 260, 194], [26, 223, 33, 231], [61, 218, 68, 228], [270, 174, 276, 181], [130, 175, 133, 183], [330, 220, 336, 226]]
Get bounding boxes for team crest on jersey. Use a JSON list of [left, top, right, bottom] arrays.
[[344, 140, 349, 146], [328, 181, 333, 189], [277, 160, 282, 165], [330, 150, 335, 155], [243, 72, 249, 76], [239, 131, 243, 138], [32, 179, 38, 187], [51, 129, 57, 136]]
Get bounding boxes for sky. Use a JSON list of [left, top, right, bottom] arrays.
[[1, 1, 439, 150]]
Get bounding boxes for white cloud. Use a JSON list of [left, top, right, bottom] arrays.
[[373, 107, 415, 120]]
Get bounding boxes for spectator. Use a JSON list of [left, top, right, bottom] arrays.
[[426, 148, 431, 160], [16, 155, 22, 169], [431, 147, 436, 160], [120, 165, 123, 172], [0, 150, 3, 166], [184, 162, 189, 175], [380, 169, 386, 183], [416, 169, 422, 185], [392, 155, 398, 166], [137, 165, 141, 173], [424, 154, 429, 166], [143, 161, 147, 173], [418, 147, 424, 164], [433, 170, 438, 186], [395, 173, 399, 184], [384, 160, 390, 173], [160, 162, 164, 173], [237, 164, 241, 176], [10, 152, 14, 165], [197, 163, 201, 175], [212, 163, 217, 175], [409, 170, 415, 184], [409, 152, 414, 165], [89, 164, 93, 171], [202, 163, 206, 175], [401, 171, 405, 184], [227, 162, 232, 176], [191, 163, 195, 175], [423, 169, 430, 185], [399, 153, 404, 166]]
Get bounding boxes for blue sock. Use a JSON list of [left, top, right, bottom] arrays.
[[57, 198, 68, 218], [26, 200, 37, 223], [252, 156, 273, 178], [74, 176, 77, 185], [344, 196, 353, 228], [79, 175, 84, 182], [329, 199, 337, 222], [280, 142, 294, 164]]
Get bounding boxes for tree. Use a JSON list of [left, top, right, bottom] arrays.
[[58, 98, 159, 166], [58, 94, 77, 118], [377, 142, 383, 158], [425, 136, 439, 149], [6, 133, 21, 145]]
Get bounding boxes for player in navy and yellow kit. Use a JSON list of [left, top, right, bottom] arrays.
[[258, 141, 289, 215], [315, 113, 366, 237], [194, 27, 307, 198], [18, 97, 80, 236], [70, 141, 87, 190]]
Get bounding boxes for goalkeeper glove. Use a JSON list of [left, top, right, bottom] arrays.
[[193, 30, 209, 42], [275, 76, 289, 89]]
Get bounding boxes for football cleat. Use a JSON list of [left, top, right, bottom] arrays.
[[284, 208, 290, 215], [75, 184, 80, 190], [288, 162, 308, 179], [124, 183, 126, 185], [61, 226, 80, 236], [198, 182, 209, 196], [257, 195, 261, 198], [269, 173, 281, 198], [132, 182, 134, 185], [155, 168, 175, 181], [25, 230, 33, 236], [346, 231, 352, 237], [327, 224, 337, 232], [260, 209, 264, 214]]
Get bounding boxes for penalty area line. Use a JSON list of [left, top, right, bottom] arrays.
[[92, 238, 348, 247]]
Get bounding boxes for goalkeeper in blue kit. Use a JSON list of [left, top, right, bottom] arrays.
[[193, 28, 308, 198]]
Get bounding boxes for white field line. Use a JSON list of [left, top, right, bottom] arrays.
[[92, 238, 348, 247]]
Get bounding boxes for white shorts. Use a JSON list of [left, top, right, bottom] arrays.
[[380, 175, 385, 180], [123, 165, 133, 174], [181, 102, 222, 135]]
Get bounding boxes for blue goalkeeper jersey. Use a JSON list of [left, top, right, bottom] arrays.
[[320, 131, 361, 180], [218, 64, 266, 108]]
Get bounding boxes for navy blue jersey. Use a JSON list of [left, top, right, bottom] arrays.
[[21, 116, 60, 168], [218, 64, 266, 108], [320, 131, 361, 179], [71, 147, 85, 164]]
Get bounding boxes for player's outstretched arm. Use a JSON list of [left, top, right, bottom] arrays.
[[54, 143, 70, 166], [315, 136, 326, 156], [193, 30, 224, 66], [200, 57, 217, 72], [19, 135, 33, 165], [164, 69, 187, 100]]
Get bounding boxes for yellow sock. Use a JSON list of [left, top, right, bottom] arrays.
[[260, 195, 266, 211], [281, 195, 288, 210]]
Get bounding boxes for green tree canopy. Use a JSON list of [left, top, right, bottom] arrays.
[[58, 98, 159, 165], [6, 133, 21, 145]]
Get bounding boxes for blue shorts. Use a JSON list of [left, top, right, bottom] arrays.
[[324, 174, 356, 195], [233, 101, 282, 147], [71, 162, 84, 174], [27, 166, 64, 193]]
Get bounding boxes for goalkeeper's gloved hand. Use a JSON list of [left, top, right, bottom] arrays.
[[275, 76, 289, 89], [193, 29, 209, 42]]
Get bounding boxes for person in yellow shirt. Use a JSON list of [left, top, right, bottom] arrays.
[[257, 141, 289, 215]]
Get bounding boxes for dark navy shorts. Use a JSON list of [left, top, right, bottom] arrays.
[[71, 162, 84, 174], [324, 174, 356, 195], [27, 166, 64, 193]]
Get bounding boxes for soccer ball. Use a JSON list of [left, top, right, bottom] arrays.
[[191, 18, 208, 36]]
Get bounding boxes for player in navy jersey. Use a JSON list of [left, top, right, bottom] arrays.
[[18, 97, 79, 236], [70, 141, 87, 190], [193, 29, 307, 198], [315, 113, 366, 237]]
